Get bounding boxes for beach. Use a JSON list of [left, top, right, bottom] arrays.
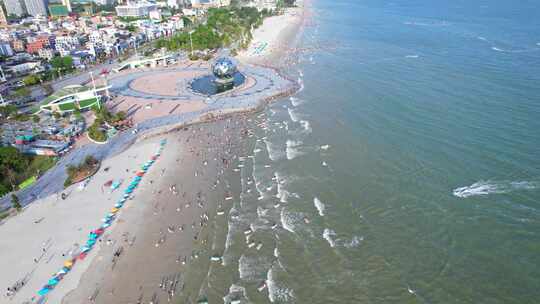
[[238, 3, 305, 67]]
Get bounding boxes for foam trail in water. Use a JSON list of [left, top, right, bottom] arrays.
[[286, 140, 304, 160], [287, 107, 300, 122], [299, 120, 312, 133], [323, 228, 337, 247], [264, 138, 285, 161], [313, 197, 325, 216], [453, 180, 538, 198]]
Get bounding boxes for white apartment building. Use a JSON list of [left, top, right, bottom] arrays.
[[115, 2, 157, 17]]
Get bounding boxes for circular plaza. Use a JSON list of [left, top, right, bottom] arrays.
[[105, 60, 295, 125]]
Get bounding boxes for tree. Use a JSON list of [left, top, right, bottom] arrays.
[[52, 111, 61, 120], [23, 74, 40, 86], [13, 87, 30, 98], [11, 194, 21, 211], [0, 105, 18, 118], [50, 55, 74, 76], [32, 115, 40, 123]]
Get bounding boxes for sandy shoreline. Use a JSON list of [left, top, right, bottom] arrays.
[[238, 3, 305, 67], [0, 3, 304, 303]]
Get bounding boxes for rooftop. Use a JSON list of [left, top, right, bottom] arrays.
[[40, 84, 107, 106]]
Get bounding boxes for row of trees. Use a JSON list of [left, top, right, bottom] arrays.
[[155, 7, 275, 53]]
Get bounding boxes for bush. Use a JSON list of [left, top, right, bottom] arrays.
[[88, 122, 107, 142]]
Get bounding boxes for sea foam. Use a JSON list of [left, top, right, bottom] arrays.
[[453, 180, 538, 198], [322, 228, 337, 247], [286, 140, 304, 160], [267, 268, 295, 303], [313, 197, 326, 216]]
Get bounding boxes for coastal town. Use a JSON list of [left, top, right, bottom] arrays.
[[0, 0, 297, 200], [0, 0, 303, 302]]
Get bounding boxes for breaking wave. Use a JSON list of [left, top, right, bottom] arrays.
[[453, 180, 538, 198], [313, 197, 325, 216], [323, 228, 337, 247], [286, 140, 304, 160], [267, 268, 295, 303]]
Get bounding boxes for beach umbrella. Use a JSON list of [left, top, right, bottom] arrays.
[[101, 223, 111, 228], [94, 228, 104, 235], [88, 233, 97, 240], [48, 278, 59, 286], [63, 260, 74, 268], [114, 203, 122, 208], [125, 188, 133, 194], [119, 198, 127, 203], [123, 193, 130, 199], [78, 252, 87, 260], [81, 246, 91, 253], [56, 269, 67, 276], [111, 207, 119, 213], [136, 172, 144, 177], [87, 239, 96, 246], [38, 287, 51, 296]]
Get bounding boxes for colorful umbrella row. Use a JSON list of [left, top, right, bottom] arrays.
[[36, 139, 167, 298]]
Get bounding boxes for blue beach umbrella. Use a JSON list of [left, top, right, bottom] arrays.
[[114, 203, 122, 208], [81, 246, 91, 253], [48, 278, 59, 286], [101, 223, 111, 228], [38, 287, 50, 296]]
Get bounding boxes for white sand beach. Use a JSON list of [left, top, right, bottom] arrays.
[[238, 4, 304, 66], [0, 137, 166, 303]]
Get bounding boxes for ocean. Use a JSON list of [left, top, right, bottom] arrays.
[[185, 0, 540, 303]]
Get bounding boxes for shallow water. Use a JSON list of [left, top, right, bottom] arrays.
[[184, 0, 540, 303]]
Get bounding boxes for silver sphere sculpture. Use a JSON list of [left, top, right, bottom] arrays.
[[212, 58, 237, 79]]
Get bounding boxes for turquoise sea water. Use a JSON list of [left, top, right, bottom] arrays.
[[190, 0, 540, 303]]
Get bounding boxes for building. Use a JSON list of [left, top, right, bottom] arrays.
[[94, 0, 115, 5], [11, 38, 25, 52], [61, 0, 71, 12], [0, 42, 14, 56], [115, 1, 157, 17], [4, 0, 26, 17], [38, 47, 55, 60], [0, 4, 8, 27], [26, 34, 50, 53], [48, 4, 69, 16], [38, 84, 110, 114], [24, 0, 49, 16], [16, 139, 70, 156]]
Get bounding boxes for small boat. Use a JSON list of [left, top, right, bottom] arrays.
[[217, 210, 225, 215], [257, 282, 267, 292]]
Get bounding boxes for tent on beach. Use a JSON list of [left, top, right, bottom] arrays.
[[63, 260, 74, 268], [38, 287, 50, 296]]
